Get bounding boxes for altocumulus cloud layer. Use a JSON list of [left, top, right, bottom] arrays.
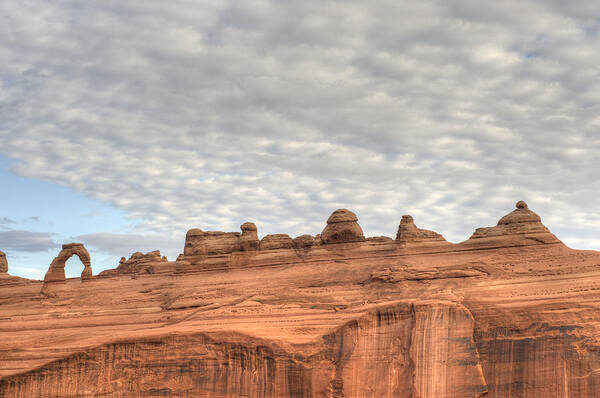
[[1, 0, 600, 254]]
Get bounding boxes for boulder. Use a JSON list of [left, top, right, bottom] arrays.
[[260, 234, 294, 250], [395, 215, 445, 243], [320, 209, 365, 244]]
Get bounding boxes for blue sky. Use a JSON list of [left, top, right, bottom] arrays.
[[1, 1, 600, 279], [0, 155, 144, 277]]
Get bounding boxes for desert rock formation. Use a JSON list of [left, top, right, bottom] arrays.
[[3, 201, 600, 397], [260, 234, 294, 250], [240, 222, 259, 251], [320, 209, 365, 244], [0, 250, 7, 274], [395, 214, 446, 243], [42, 243, 92, 283]]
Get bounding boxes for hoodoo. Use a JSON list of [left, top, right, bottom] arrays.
[[320, 209, 365, 244], [395, 214, 446, 243], [239, 222, 259, 251]]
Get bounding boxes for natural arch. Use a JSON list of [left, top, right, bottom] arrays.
[[43, 243, 92, 282]]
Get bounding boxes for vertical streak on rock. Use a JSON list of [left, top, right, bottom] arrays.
[[410, 302, 488, 398]]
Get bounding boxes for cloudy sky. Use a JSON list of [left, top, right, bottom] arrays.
[[1, 1, 600, 278]]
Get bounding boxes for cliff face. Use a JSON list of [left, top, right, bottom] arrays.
[[2, 202, 600, 397]]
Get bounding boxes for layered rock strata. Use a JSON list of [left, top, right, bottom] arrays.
[[3, 201, 600, 397]]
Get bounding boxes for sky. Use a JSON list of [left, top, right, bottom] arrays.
[[1, 0, 600, 279]]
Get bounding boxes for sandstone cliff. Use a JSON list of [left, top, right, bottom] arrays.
[[1, 201, 600, 397]]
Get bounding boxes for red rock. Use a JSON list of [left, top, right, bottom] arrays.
[[396, 215, 446, 243], [320, 209, 365, 244], [42, 243, 92, 283], [239, 222, 259, 251], [293, 234, 315, 248], [0, 251, 7, 274], [5, 202, 600, 397], [99, 250, 168, 276], [469, 200, 559, 244], [259, 234, 294, 250]]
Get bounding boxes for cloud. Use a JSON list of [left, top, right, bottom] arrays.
[[75, 233, 183, 260], [0, 0, 599, 249], [0, 230, 59, 252], [0, 217, 16, 228]]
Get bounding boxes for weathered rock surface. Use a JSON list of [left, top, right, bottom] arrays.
[[240, 222, 259, 251], [470, 200, 555, 240], [320, 209, 365, 244], [3, 202, 600, 397], [293, 234, 315, 248], [99, 250, 168, 277], [260, 234, 294, 250], [396, 214, 446, 243], [42, 243, 92, 283], [0, 250, 7, 274]]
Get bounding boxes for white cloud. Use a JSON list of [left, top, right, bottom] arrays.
[[0, 0, 599, 254]]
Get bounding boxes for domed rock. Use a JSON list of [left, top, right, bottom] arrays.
[[240, 222, 259, 251], [321, 209, 365, 244], [260, 234, 294, 250], [470, 201, 555, 240], [293, 234, 315, 249], [0, 250, 7, 274], [395, 215, 445, 243]]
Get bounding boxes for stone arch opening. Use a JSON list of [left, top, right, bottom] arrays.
[[43, 243, 92, 282]]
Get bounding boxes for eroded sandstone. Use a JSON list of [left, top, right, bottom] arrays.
[[43, 243, 92, 283], [2, 201, 600, 397]]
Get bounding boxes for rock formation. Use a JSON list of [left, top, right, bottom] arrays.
[[320, 209, 365, 244], [43, 243, 92, 282], [395, 215, 445, 243], [293, 234, 315, 248], [0, 250, 7, 274], [259, 234, 294, 250], [4, 201, 600, 397], [469, 200, 559, 244], [239, 222, 259, 251], [99, 250, 168, 277]]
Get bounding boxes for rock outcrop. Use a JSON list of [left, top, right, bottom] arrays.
[[293, 234, 315, 248], [396, 215, 445, 243], [99, 250, 168, 276], [259, 234, 294, 250], [469, 200, 558, 243], [239, 222, 259, 251], [43, 243, 92, 283], [184, 229, 241, 257], [320, 209, 365, 244], [8, 201, 600, 397], [0, 251, 7, 274]]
